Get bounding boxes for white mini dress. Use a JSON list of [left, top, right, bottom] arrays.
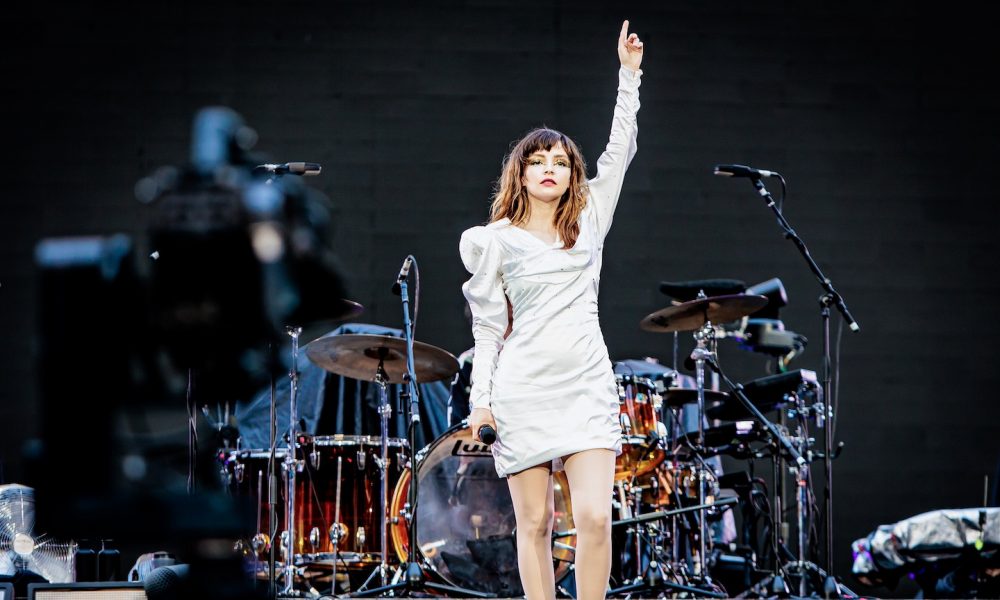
[[460, 67, 641, 477]]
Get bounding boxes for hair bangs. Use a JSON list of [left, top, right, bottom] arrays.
[[520, 129, 572, 160]]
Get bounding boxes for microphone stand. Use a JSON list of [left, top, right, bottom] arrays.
[[747, 176, 859, 598], [352, 258, 489, 598]]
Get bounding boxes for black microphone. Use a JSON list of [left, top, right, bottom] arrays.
[[478, 424, 497, 445], [713, 164, 778, 179], [254, 162, 322, 176], [391, 256, 413, 296]]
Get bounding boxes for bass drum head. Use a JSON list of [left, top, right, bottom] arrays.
[[390, 422, 575, 595]]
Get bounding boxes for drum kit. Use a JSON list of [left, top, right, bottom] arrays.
[[217, 279, 837, 597]]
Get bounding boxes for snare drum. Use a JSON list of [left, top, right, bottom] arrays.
[[388, 422, 575, 595], [222, 434, 408, 567], [615, 374, 666, 480]]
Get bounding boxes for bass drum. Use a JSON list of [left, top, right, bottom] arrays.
[[389, 422, 576, 596]]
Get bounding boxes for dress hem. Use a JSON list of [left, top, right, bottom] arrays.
[[495, 439, 623, 478]]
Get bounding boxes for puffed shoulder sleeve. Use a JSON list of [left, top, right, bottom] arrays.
[[459, 226, 508, 410], [588, 66, 642, 240]]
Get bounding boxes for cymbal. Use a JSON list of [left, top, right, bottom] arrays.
[[640, 294, 768, 333], [661, 387, 730, 409], [305, 334, 459, 384]]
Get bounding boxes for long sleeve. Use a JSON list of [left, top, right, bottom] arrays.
[[588, 66, 642, 240], [459, 226, 509, 410]]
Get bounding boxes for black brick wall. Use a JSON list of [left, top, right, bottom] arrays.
[[3, 1, 998, 593]]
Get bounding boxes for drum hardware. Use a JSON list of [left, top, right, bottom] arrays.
[[565, 497, 739, 599], [691, 303, 720, 582], [266, 361, 279, 595], [329, 454, 344, 592], [251, 533, 270, 554], [696, 354, 819, 599], [640, 290, 768, 591], [279, 325, 303, 595], [749, 387, 835, 598]]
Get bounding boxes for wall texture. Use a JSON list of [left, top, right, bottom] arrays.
[[3, 1, 998, 595]]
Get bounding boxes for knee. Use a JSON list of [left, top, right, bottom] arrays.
[[518, 504, 555, 540], [573, 504, 611, 538]]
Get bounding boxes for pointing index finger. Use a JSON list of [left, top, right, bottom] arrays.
[[619, 20, 629, 46]]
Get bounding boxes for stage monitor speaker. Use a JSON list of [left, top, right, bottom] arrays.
[[0, 582, 14, 600], [27, 582, 146, 600]]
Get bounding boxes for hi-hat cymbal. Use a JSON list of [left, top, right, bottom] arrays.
[[305, 334, 459, 384], [640, 294, 768, 333]]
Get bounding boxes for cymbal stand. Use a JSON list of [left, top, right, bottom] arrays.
[[265, 371, 278, 597], [350, 354, 396, 594], [281, 326, 303, 596], [689, 306, 717, 583]]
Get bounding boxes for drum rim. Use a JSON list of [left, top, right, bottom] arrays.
[[229, 435, 409, 458], [413, 420, 470, 464], [312, 434, 409, 448]]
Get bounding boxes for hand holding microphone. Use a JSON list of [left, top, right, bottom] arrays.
[[469, 407, 497, 445], [478, 424, 497, 445]]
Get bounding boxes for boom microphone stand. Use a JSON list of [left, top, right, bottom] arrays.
[[735, 169, 858, 598]]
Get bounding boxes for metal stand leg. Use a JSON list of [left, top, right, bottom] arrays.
[[375, 366, 391, 588], [282, 326, 302, 596]]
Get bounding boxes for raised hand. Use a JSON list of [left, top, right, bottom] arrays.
[[617, 20, 644, 71]]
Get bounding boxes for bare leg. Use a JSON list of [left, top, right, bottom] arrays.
[[563, 449, 615, 600], [507, 463, 556, 600]]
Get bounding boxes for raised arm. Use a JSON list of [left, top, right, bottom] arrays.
[[589, 20, 645, 240]]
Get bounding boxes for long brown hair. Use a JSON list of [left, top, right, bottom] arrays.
[[489, 128, 589, 249]]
